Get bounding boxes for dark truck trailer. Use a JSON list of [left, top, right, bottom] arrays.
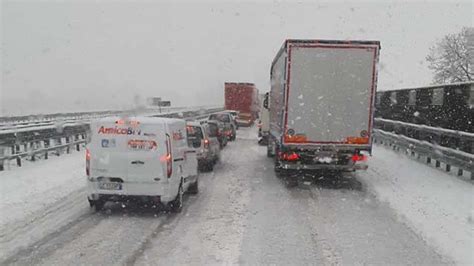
[[224, 82, 259, 126], [265, 39, 381, 182]]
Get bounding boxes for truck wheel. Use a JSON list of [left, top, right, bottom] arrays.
[[267, 148, 273, 157], [170, 182, 184, 213], [267, 141, 275, 158], [274, 158, 280, 170], [188, 177, 199, 194]]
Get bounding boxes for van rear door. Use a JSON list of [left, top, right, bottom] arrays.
[[90, 121, 166, 182]]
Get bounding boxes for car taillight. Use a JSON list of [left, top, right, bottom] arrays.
[[204, 139, 210, 149], [352, 154, 367, 162], [165, 134, 172, 178], [279, 151, 300, 162], [86, 148, 91, 177]]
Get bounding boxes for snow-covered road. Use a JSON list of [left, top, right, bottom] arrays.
[[0, 126, 471, 265]]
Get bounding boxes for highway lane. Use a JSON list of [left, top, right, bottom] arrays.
[[1, 127, 452, 265]]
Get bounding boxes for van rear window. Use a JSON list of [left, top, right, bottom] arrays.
[[187, 126, 204, 147]]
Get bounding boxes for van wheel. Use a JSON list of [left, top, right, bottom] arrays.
[[170, 182, 184, 213], [90, 199, 105, 211], [207, 162, 214, 171], [188, 178, 199, 194]]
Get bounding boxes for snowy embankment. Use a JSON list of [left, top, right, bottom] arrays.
[[359, 145, 473, 265], [0, 152, 85, 235]]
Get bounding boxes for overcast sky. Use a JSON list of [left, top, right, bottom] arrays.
[[1, 0, 472, 116]]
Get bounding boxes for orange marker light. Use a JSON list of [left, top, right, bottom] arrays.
[[284, 134, 307, 143], [346, 137, 369, 144]]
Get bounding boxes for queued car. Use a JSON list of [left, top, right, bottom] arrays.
[[206, 120, 228, 149], [224, 110, 240, 130], [236, 112, 254, 127], [208, 112, 237, 141], [186, 121, 221, 171]]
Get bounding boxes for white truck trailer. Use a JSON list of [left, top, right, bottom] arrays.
[[258, 92, 270, 145], [266, 39, 381, 180]]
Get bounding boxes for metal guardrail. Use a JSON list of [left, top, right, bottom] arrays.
[[374, 118, 473, 155], [375, 118, 474, 141], [0, 107, 223, 171], [373, 129, 473, 180], [0, 139, 86, 169]]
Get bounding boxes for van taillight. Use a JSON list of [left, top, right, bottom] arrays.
[[86, 148, 91, 177], [165, 134, 172, 178], [204, 139, 210, 149]]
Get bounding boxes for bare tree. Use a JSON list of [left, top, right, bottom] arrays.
[[426, 27, 473, 84]]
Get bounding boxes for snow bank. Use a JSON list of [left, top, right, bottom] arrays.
[[358, 145, 474, 265], [0, 152, 85, 230]]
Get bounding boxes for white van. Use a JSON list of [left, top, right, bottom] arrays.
[[86, 116, 198, 212]]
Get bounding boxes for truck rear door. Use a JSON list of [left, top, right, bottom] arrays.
[[90, 121, 166, 182], [285, 43, 379, 145]]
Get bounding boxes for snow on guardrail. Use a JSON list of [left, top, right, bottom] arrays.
[[373, 129, 473, 180], [374, 118, 474, 140]]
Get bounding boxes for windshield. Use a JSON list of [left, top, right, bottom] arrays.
[[186, 125, 203, 147], [1, 1, 472, 265], [209, 114, 230, 123], [207, 124, 219, 137]]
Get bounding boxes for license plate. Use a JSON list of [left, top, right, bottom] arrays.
[[99, 182, 122, 190]]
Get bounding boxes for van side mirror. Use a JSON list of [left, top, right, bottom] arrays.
[[263, 92, 269, 109]]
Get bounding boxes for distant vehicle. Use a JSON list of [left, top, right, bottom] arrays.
[[236, 113, 254, 127], [267, 39, 381, 185], [187, 121, 221, 171], [86, 117, 198, 212], [226, 110, 239, 120], [258, 92, 270, 145], [224, 82, 259, 125], [206, 120, 228, 148], [224, 110, 240, 129], [208, 112, 237, 141]]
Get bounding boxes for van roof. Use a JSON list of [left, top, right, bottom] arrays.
[[186, 121, 202, 127], [93, 116, 185, 125]]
